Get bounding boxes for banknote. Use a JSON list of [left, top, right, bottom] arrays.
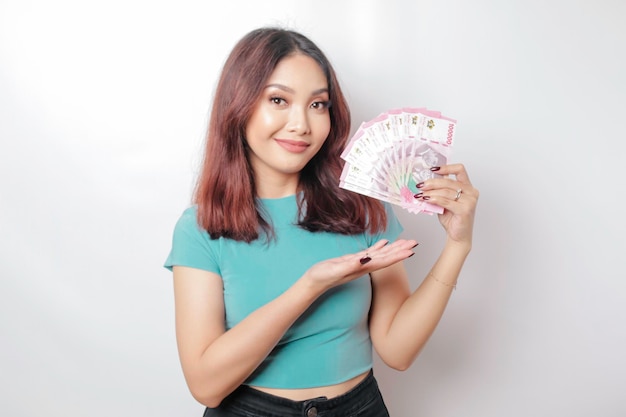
[[340, 107, 457, 215]]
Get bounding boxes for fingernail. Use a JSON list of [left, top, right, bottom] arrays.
[[430, 166, 441, 171], [422, 196, 431, 200], [409, 253, 415, 258], [359, 256, 372, 265], [413, 193, 423, 199], [412, 243, 419, 248], [416, 182, 425, 188]]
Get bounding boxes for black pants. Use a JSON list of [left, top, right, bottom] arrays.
[[203, 370, 390, 417]]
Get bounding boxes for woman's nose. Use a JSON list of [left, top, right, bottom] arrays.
[[286, 108, 311, 135]]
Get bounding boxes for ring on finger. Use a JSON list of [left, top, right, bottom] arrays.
[[454, 188, 462, 201]]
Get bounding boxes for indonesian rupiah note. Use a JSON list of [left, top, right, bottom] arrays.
[[340, 107, 457, 215]]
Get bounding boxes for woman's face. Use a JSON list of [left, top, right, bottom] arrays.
[[245, 53, 331, 189]]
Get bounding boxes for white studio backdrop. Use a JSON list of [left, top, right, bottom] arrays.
[[1, 0, 624, 416]]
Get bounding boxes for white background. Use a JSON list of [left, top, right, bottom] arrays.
[[1, 1, 625, 416]]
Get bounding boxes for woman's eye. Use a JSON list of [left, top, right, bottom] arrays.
[[311, 101, 330, 110], [270, 97, 286, 105]]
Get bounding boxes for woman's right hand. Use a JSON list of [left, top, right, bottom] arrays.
[[303, 238, 418, 292]]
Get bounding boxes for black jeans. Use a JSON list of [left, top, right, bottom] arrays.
[[202, 370, 390, 417]]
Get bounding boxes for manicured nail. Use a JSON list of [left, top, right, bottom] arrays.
[[359, 256, 371, 265], [409, 253, 415, 258], [430, 166, 441, 171], [422, 196, 431, 200], [413, 193, 423, 199], [412, 243, 419, 248], [416, 182, 425, 188]]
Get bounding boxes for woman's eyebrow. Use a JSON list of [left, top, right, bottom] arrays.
[[265, 83, 329, 96]]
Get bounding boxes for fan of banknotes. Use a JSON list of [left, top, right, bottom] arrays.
[[339, 107, 457, 215]]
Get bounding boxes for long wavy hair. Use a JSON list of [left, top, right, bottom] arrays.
[[194, 27, 386, 242]]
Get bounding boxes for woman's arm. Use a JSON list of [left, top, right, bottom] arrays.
[[369, 241, 469, 369], [173, 265, 320, 407], [368, 163, 478, 370], [173, 238, 417, 407]]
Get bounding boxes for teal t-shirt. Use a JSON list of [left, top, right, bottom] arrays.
[[164, 195, 403, 388]]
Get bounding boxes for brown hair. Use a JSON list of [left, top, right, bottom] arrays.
[[194, 27, 386, 242]]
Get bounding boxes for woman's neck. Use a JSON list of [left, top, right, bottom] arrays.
[[254, 174, 300, 199]]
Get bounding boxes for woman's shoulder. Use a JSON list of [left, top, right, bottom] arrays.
[[165, 204, 220, 272], [179, 204, 198, 218], [172, 205, 202, 233]]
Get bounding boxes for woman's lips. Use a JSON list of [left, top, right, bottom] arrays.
[[274, 139, 310, 153]]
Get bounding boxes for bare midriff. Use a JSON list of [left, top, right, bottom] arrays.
[[249, 369, 370, 401]]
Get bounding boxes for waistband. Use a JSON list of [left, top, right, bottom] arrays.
[[220, 370, 379, 416]]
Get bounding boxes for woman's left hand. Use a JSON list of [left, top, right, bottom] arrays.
[[414, 163, 479, 245]]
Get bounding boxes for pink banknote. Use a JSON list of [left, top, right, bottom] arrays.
[[340, 107, 457, 215]]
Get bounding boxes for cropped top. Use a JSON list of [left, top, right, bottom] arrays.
[[164, 194, 403, 388]]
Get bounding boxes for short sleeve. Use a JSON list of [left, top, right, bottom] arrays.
[[163, 206, 221, 274], [367, 202, 404, 246]]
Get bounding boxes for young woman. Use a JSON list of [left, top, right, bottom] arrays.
[[165, 27, 478, 417]]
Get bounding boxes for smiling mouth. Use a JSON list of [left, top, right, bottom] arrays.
[[274, 139, 310, 153]]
